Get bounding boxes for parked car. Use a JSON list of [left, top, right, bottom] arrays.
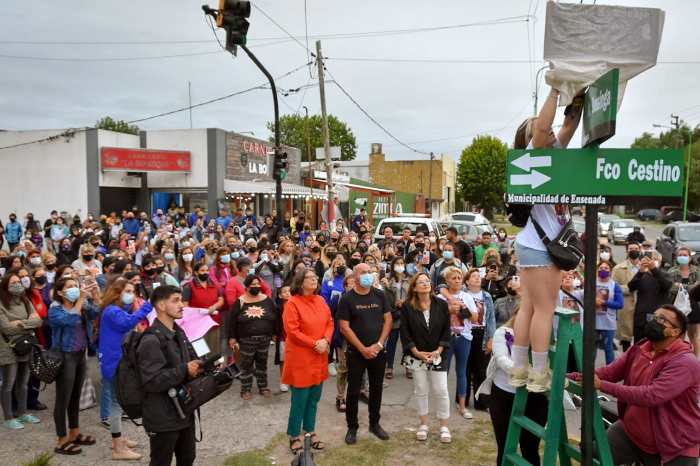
[[445, 221, 494, 243], [607, 220, 644, 245], [655, 222, 700, 267], [662, 209, 700, 224], [597, 213, 620, 237], [447, 212, 490, 225], [374, 217, 445, 242], [637, 208, 662, 221]]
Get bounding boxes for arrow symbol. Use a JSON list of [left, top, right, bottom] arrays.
[[510, 170, 551, 189], [511, 152, 552, 171]]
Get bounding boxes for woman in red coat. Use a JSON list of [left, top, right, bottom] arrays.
[[182, 262, 225, 354], [283, 268, 334, 454]]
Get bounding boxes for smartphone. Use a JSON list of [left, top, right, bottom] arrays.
[[643, 251, 654, 259], [478, 267, 486, 278]]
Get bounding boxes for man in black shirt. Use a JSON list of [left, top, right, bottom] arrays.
[[338, 263, 393, 445], [446, 226, 473, 265]]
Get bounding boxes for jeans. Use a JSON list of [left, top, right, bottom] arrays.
[[335, 344, 348, 401], [445, 334, 471, 397], [598, 329, 616, 365], [385, 328, 400, 370], [1, 362, 31, 420], [346, 349, 386, 429], [148, 423, 196, 466], [54, 350, 86, 438], [100, 377, 113, 421], [103, 378, 123, 437], [412, 369, 449, 419], [287, 383, 323, 437], [607, 420, 698, 466]]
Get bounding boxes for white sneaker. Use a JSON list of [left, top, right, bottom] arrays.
[[461, 409, 473, 419], [279, 383, 289, 393], [328, 363, 337, 377]]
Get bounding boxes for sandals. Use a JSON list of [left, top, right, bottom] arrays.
[[289, 437, 303, 454], [71, 434, 96, 446], [241, 392, 253, 400], [336, 398, 347, 413], [54, 442, 82, 455], [416, 424, 429, 441], [439, 426, 452, 444], [309, 433, 325, 450], [385, 369, 394, 379]]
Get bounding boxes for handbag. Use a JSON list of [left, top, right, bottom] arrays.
[[30, 345, 63, 384], [3, 333, 38, 357], [530, 216, 584, 271], [674, 285, 692, 315]]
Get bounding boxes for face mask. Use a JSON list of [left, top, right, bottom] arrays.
[[164, 253, 175, 261], [231, 251, 241, 259], [628, 250, 640, 260], [29, 257, 42, 266], [349, 258, 361, 268], [20, 276, 31, 289], [248, 247, 257, 253], [9, 217, 15, 222], [122, 292, 135, 305], [507, 287, 518, 296], [311, 247, 321, 254], [145, 268, 157, 276], [220, 254, 231, 264], [34, 276, 47, 285], [572, 278, 582, 289], [643, 319, 667, 342], [677, 256, 690, 266], [82, 255, 94, 262], [248, 286, 261, 296], [248, 268, 255, 276], [442, 251, 454, 261], [394, 265, 405, 274], [415, 243, 425, 251], [64, 287, 81, 303], [197, 273, 209, 282], [599, 252, 611, 262], [182, 253, 193, 263], [336, 265, 346, 276], [45, 263, 56, 270], [155, 266, 165, 274], [17, 250, 26, 257], [9, 283, 25, 296], [359, 273, 374, 288], [260, 254, 269, 262], [326, 252, 337, 260], [598, 269, 611, 280]]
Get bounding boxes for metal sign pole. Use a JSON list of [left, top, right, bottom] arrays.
[[581, 206, 599, 466]]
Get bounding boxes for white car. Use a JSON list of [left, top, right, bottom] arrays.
[[598, 213, 620, 237], [374, 217, 445, 242], [608, 220, 644, 245]]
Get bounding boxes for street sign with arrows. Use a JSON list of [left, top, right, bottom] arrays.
[[506, 148, 684, 205]]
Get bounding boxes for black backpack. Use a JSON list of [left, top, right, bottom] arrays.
[[115, 328, 166, 423], [505, 202, 532, 228]]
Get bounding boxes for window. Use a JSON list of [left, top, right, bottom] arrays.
[[678, 225, 700, 241]]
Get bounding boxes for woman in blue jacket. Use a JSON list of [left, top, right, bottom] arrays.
[[594, 260, 624, 364], [98, 278, 152, 460]]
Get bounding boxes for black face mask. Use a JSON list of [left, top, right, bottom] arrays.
[[9, 218, 15, 222], [628, 250, 641, 260], [644, 320, 668, 342], [507, 288, 518, 296], [311, 247, 321, 254], [318, 241, 326, 247], [35, 276, 47, 285], [326, 252, 337, 260], [336, 265, 346, 276], [197, 273, 209, 282], [349, 258, 361, 267], [45, 263, 56, 270], [145, 268, 157, 276], [82, 255, 94, 262], [415, 243, 425, 251], [248, 287, 261, 296]]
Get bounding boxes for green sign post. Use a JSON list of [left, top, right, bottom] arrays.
[[506, 148, 683, 205], [582, 68, 619, 147]]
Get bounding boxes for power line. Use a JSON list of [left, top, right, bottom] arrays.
[[0, 50, 224, 62], [325, 56, 700, 65], [0, 62, 311, 151], [252, 3, 311, 55]]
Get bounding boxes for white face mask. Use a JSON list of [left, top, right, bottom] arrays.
[[599, 252, 611, 261], [394, 266, 405, 274], [182, 253, 193, 263], [572, 278, 582, 289]]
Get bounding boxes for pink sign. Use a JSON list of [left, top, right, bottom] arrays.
[[147, 307, 219, 341]]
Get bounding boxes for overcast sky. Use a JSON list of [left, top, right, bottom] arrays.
[[1, 0, 699, 160]]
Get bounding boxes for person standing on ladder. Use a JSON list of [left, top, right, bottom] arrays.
[[509, 86, 583, 392]]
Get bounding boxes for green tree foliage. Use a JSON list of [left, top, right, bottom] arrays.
[[95, 116, 139, 135], [456, 135, 508, 217], [631, 125, 700, 210], [266, 114, 357, 161]]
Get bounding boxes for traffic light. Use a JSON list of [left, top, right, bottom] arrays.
[[216, 0, 250, 52], [273, 151, 288, 181]]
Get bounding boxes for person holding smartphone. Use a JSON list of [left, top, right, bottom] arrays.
[[628, 251, 672, 343]]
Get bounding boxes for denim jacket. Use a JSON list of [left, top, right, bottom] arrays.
[[48, 300, 99, 352]]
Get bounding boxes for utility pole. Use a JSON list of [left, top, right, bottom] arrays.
[[316, 40, 334, 225]]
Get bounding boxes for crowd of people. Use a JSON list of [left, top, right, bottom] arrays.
[[0, 181, 697, 465]]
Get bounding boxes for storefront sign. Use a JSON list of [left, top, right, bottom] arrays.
[[582, 68, 619, 147], [242, 140, 272, 156], [247, 162, 269, 175], [101, 147, 191, 172], [506, 148, 683, 205]]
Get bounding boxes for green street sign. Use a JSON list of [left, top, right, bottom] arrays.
[[582, 68, 619, 148], [506, 148, 684, 205]]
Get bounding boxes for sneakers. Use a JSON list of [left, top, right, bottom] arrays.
[[526, 367, 552, 393], [279, 383, 289, 393], [328, 363, 337, 377], [100, 419, 111, 430], [18, 414, 40, 424], [509, 366, 528, 388], [4, 419, 24, 430], [460, 409, 473, 420]]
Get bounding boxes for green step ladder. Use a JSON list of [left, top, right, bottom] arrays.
[[502, 307, 613, 466]]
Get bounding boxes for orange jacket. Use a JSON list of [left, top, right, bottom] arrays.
[[282, 294, 334, 388]]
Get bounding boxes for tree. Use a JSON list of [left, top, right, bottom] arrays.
[[631, 125, 700, 211], [456, 135, 508, 218], [95, 116, 139, 135], [266, 113, 357, 161]]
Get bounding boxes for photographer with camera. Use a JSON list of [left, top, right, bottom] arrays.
[[137, 285, 203, 466]]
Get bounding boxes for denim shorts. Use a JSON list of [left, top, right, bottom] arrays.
[[515, 242, 553, 268]]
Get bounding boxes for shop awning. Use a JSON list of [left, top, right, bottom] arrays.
[[224, 179, 327, 199]]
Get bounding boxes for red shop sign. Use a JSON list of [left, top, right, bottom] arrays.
[[100, 147, 192, 172]]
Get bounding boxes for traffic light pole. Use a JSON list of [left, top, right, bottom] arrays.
[[239, 44, 284, 236]]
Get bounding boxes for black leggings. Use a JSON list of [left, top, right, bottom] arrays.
[[489, 384, 549, 466], [54, 350, 86, 438]]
